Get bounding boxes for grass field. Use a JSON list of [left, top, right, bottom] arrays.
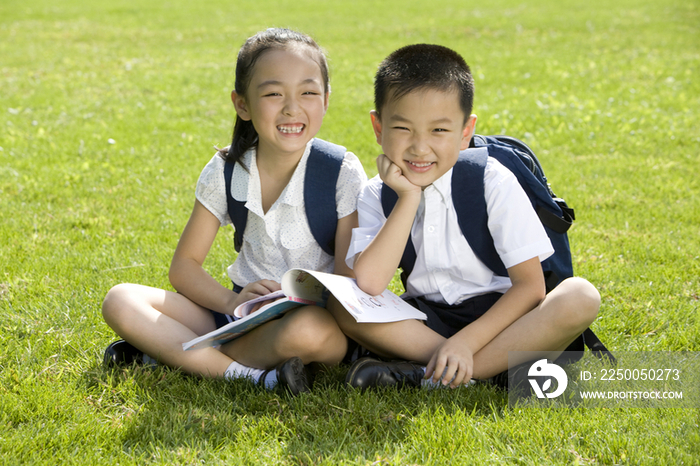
[[1, 0, 699, 464]]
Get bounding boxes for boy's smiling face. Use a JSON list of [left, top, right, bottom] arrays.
[[371, 87, 476, 188]]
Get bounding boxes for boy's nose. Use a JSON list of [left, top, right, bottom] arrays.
[[409, 135, 431, 156]]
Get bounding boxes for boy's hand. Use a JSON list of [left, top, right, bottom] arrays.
[[376, 154, 421, 198], [424, 337, 475, 389]]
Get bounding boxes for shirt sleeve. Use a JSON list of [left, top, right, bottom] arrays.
[[335, 151, 368, 219], [345, 175, 385, 268], [484, 159, 554, 268], [195, 154, 231, 227]]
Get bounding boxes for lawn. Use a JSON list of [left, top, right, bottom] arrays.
[[1, 0, 699, 464]]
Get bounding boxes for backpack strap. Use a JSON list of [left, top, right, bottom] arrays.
[[304, 139, 345, 256], [224, 138, 345, 256], [451, 147, 508, 277], [224, 158, 247, 253]]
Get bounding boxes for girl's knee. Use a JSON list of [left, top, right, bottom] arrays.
[[102, 284, 129, 319], [102, 283, 143, 327], [274, 306, 346, 360]]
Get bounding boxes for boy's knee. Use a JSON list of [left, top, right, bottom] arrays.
[[551, 277, 600, 329]]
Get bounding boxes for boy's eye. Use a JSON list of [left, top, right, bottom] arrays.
[[433, 128, 448, 133], [302, 91, 320, 95], [392, 126, 409, 131]]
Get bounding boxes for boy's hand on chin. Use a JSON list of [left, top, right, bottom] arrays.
[[376, 154, 421, 197]]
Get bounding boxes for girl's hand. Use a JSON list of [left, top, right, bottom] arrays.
[[233, 279, 282, 312], [424, 337, 475, 389], [376, 154, 421, 198]]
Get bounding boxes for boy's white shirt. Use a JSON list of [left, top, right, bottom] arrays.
[[196, 139, 367, 287], [346, 156, 554, 305]]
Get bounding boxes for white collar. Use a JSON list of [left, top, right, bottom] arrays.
[[231, 141, 313, 216], [423, 167, 453, 205]]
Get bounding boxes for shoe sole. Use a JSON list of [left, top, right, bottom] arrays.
[[279, 357, 310, 395]]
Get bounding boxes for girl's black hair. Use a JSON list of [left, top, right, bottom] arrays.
[[225, 28, 329, 167]]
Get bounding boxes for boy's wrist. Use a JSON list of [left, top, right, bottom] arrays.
[[393, 189, 421, 214]]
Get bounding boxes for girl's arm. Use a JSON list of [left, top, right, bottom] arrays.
[[169, 200, 279, 315], [333, 211, 359, 278]]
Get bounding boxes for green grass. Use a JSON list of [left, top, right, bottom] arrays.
[[1, 0, 699, 463]]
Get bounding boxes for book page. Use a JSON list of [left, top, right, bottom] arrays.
[[282, 269, 426, 323]]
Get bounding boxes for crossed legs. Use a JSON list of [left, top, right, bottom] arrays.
[[102, 283, 348, 378], [330, 277, 600, 380]]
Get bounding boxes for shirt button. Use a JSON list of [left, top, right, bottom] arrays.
[[427, 226, 435, 233]]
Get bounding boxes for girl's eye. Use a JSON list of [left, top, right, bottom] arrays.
[[433, 128, 448, 133], [393, 126, 409, 131], [302, 91, 320, 96]]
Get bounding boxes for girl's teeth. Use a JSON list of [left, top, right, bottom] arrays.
[[278, 125, 303, 134], [410, 161, 432, 167]]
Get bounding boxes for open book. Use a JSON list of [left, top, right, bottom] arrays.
[[182, 269, 426, 351]]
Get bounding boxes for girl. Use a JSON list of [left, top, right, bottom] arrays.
[[102, 28, 367, 395]]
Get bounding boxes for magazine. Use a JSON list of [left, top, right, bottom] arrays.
[[182, 268, 426, 350]]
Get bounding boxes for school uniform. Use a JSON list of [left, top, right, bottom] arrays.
[[346, 157, 554, 337], [196, 139, 367, 327]]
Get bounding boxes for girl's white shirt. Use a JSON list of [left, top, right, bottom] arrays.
[[196, 139, 367, 287]]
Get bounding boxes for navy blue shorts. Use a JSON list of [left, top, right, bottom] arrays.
[[404, 292, 503, 338]]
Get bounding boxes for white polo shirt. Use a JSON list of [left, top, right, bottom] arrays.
[[346, 157, 553, 305], [196, 139, 367, 286]]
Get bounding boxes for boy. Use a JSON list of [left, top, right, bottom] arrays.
[[331, 44, 600, 389]]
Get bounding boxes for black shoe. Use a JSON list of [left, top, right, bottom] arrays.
[[490, 359, 556, 397], [262, 357, 311, 395], [103, 339, 144, 367], [345, 357, 424, 390]]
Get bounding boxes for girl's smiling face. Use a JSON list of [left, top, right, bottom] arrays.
[[232, 46, 329, 162]]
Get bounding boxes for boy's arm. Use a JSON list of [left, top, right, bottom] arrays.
[[425, 256, 546, 387], [352, 154, 422, 296]]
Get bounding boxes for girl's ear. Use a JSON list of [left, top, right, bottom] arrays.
[[459, 114, 478, 150], [323, 91, 330, 115], [232, 90, 251, 121], [370, 110, 383, 145]]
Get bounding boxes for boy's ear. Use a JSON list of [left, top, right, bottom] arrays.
[[370, 110, 383, 145], [231, 90, 251, 121], [459, 114, 478, 150], [323, 91, 330, 114]]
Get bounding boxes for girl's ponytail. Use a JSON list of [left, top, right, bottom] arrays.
[[224, 28, 329, 167], [226, 116, 257, 169]]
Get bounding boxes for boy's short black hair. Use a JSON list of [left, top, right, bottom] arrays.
[[374, 44, 474, 121]]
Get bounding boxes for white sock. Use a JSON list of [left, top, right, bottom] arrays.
[[261, 370, 278, 389], [224, 361, 266, 382]]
